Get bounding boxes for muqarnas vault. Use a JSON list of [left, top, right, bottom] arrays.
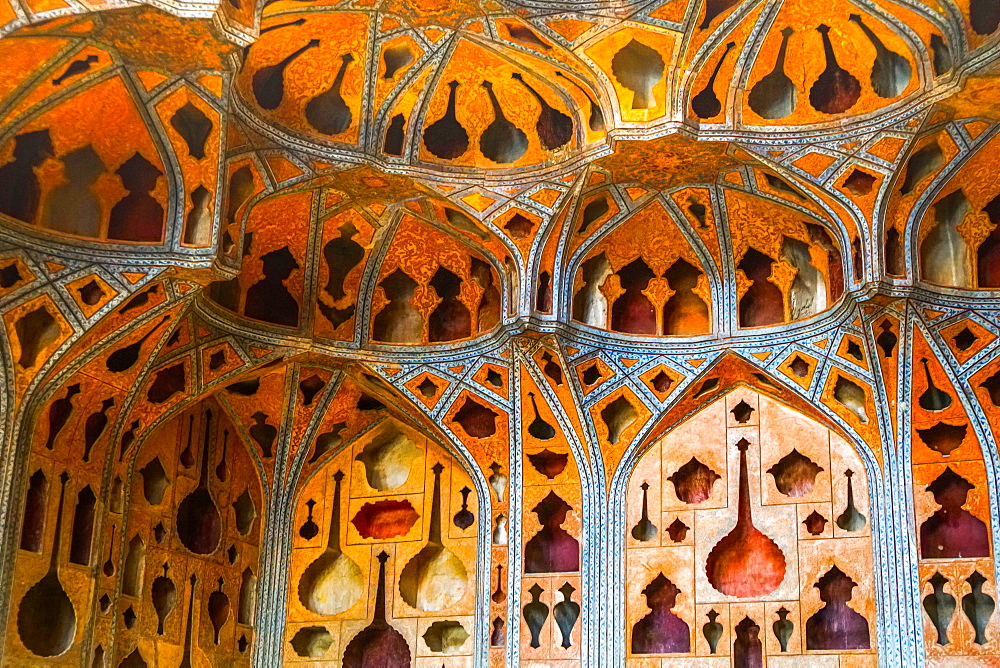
[[1, 0, 1000, 665]]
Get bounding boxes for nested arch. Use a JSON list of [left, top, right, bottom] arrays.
[[912, 128, 1000, 290], [113, 395, 265, 664], [284, 411, 483, 663], [569, 196, 717, 336], [0, 9, 230, 253], [622, 384, 877, 662], [367, 211, 507, 346], [724, 188, 846, 328]]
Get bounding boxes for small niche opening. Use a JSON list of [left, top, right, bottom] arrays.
[[69, 485, 97, 565], [884, 227, 904, 277], [900, 142, 943, 195], [843, 169, 876, 196], [536, 271, 553, 314], [14, 306, 59, 368], [611, 258, 656, 335], [147, 364, 186, 404], [572, 253, 612, 329], [429, 266, 471, 342], [20, 469, 48, 552], [738, 248, 784, 328], [78, 280, 105, 306], [122, 535, 145, 597], [503, 212, 533, 240], [610, 39, 665, 110], [954, 327, 978, 351], [662, 258, 710, 335], [170, 103, 212, 160], [383, 44, 414, 79]]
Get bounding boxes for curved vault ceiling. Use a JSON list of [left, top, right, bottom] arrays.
[[1, 0, 1000, 665]]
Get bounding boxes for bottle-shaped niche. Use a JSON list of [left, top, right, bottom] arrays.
[[809, 25, 861, 114], [488, 462, 507, 502], [305, 53, 355, 135], [523, 583, 549, 648], [453, 486, 474, 530], [919, 358, 953, 411], [252, 39, 320, 110], [748, 27, 796, 119], [208, 578, 230, 644], [553, 582, 580, 649], [963, 570, 995, 645], [631, 482, 658, 542], [705, 438, 786, 596], [300, 499, 319, 540], [423, 81, 469, 160], [848, 14, 911, 98], [152, 563, 177, 635], [176, 409, 222, 555], [102, 524, 117, 576], [527, 392, 556, 441], [703, 609, 723, 654], [492, 564, 505, 603], [479, 81, 528, 164], [399, 463, 468, 611], [298, 471, 364, 615], [923, 572, 955, 646], [836, 469, 867, 532], [511, 72, 572, 150], [343, 551, 411, 667], [691, 42, 736, 119], [773, 607, 793, 652], [17, 471, 77, 657]]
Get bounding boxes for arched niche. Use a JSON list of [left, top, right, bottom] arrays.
[[624, 387, 876, 662], [0, 9, 229, 252], [911, 332, 1000, 658], [725, 189, 845, 328], [912, 132, 1000, 291], [571, 198, 713, 336], [369, 214, 504, 345], [108, 396, 265, 665], [284, 415, 480, 664], [518, 366, 585, 661]]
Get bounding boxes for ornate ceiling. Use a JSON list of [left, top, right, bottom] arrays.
[[1, 0, 1000, 665]]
